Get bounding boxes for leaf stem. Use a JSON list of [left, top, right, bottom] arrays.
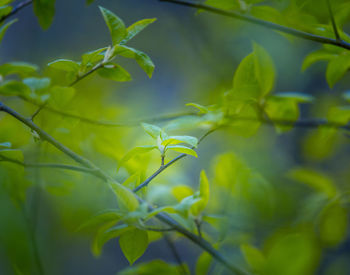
[[326, 0, 340, 41], [159, 0, 350, 50]]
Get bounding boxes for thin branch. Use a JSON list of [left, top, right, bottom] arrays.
[[0, 101, 248, 275], [69, 63, 104, 87], [24, 98, 196, 127], [159, 0, 350, 50], [326, 0, 340, 41], [0, 0, 32, 24], [19, 203, 45, 275], [134, 127, 217, 193], [163, 234, 189, 275], [0, 155, 102, 177]]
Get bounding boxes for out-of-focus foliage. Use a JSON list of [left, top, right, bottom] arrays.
[[1, 0, 350, 274]]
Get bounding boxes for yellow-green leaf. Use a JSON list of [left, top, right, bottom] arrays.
[[119, 228, 149, 265]]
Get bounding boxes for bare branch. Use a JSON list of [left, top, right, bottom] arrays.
[[0, 0, 32, 24], [159, 0, 350, 50]]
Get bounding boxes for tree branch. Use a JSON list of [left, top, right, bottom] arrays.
[[133, 127, 217, 193], [0, 101, 247, 275], [163, 234, 189, 275], [326, 0, 340, 41], [159, 0, 350, 50], [0, 155, 102, 177], [0, 0, 32, 24]]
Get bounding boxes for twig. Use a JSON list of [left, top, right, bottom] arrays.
[[24, 98, 196, 127], [0, 101, 248, 275], [0, 155, 102, 178], [19, 202, 44, 275], [326, 0, 340, 41], [133, 127, 218, 193], [69, 63, 104, 87], [159, 0, 350, 50], [0, 0, 32, 24], [164, 234, 189, 275]]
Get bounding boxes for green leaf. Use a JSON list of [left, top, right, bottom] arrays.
[[326, 52, 350, 88], [0, 18, 17, 43], [241, 244, 266, 272], [86, 0, 95, 5], [23, 77, 51, 92], [49, 86, 76, 108], [116, 45, 155, 78], [0, 80, 31, 97], [0, 6, 12, 19], [166, 145, 198, 158], [327, 106, 350, 125], [110, 181, 139, 212], [119, 228, 148, 265], [0, 142, 11, 148], [302, 49, 335, 71], [195, 252, 212, 275], [81, 48, 107, 66], [272, 92, 314, 103], [172, 185, 194, 202], [92, 224, 130, 256], [0, 62, 38, 77], [77, 210, 123, 232], [186, 103, 209, 114], [199, 170, 209, 204], [162, 135, 198, 148], [253, 42, 276, 97], [124, 18, 157, 43], [48, 59, 80, 72], [287, 168, 337, 198], [33, 0, 56, 30], [265, 96, 300, 133], [141, 123, 162, 139], [118, 145, 157, 170], [99, 6, 126, 45], [231, 43, 275, 103], [319, 203, 348, 247], [98, 64, 131, 82]]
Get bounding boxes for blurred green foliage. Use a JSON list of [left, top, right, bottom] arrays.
[[1, 0, 350, 274]]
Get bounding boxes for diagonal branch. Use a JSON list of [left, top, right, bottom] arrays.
[[159, 0, 350, 50], [326, 0, 340, 41], [0, 0, 32, 24], [0, 101, 248, 275], [133, 127, 217, 192]]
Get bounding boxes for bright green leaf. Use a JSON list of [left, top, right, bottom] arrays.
[[124, 18, 157, 43], [118, 145, 157, 170], [116, 45, 155, 78], [0, 80, 31, 97], [98, 64, 131, 82], [141, 123, 162, 139], [99, 6, 126, 45], [48, 59, 80, 72], [166, 145, 198, 158], [162, 135, 198, 148], [119, 228, 148, 265], [326, 53, 350, 88], [0, 62, 38, 77], [110, 181, 139, 212]]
